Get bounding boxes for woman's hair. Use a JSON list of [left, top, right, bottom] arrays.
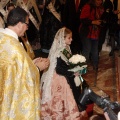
[[88, 0, 96, 6], [64, 28, 72, 38], [7, 2, 15, 10], [88, 0, 103, 7]]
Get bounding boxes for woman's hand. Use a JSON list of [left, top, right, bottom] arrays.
[[92, 20, 102, 25], [74, 71, 80, 76]]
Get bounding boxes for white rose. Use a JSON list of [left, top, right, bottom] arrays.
[[69, 54, 86, 64]]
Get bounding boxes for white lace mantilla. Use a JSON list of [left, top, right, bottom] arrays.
[[41, 27, 66, 104]]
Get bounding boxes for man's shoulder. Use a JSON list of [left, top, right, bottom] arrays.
[[0, 31, 15, 42], [0, 28, 5, 32], [0, 30, 7, 40], [0, 32, 23, 53]]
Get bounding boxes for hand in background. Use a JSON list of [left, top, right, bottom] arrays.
[[104, 112, 110, 120], [33, 57, 50, 71], [113, 10, 120, 14], [92, 20, 102, 25], [118, 112, 120, 120]]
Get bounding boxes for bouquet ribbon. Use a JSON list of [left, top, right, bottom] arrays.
[[79, 67, 87, 75], [62, 48, 87, 87], [74, 68, 87, 87]]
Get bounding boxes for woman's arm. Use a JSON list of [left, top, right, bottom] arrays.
[[55, 57, 74, 77]]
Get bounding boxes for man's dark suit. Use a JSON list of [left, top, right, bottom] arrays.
[[61, 0, 89, 54], [61, 0, 81, 54]]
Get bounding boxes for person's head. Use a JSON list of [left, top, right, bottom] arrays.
[[64, 28, 72, 46], [7, 7, 29, 37], [50, 27, 72, 54], [95, 0, 103, 7], [7, 2, 15, 13], [89, 0, 103, 7]]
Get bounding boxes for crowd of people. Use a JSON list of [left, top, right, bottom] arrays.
[[0, 0, 120, 120]]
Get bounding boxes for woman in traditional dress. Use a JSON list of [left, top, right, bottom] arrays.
[[41, 27, 88, 119], [39, 0, 63, 53]]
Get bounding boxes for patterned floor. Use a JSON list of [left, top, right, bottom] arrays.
[[82, 51, 120, 116]]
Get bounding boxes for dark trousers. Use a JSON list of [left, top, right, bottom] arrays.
[[98, 25, 108, 53], [81, 37, 99, 66]]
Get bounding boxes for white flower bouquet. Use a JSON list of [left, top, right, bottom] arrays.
[[61, 49, 87, 86], [68, 54, 87, 73], [68, 54, 87, 86]]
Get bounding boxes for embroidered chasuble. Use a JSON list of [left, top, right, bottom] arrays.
[[0, 31, 40, 120], [20, 36, 35, 59]]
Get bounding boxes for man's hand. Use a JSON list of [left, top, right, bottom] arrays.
[[33, 57, 50, 71]]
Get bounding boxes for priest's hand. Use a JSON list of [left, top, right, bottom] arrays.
[[33, 57, 50, 71]]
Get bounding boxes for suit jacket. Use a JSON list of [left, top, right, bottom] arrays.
[[62, 0, 79, 32]]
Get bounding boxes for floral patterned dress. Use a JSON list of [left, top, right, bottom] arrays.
[[41, 49, 88, 120]]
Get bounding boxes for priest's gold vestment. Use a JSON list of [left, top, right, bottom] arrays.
[[0, 32, 40, 120]]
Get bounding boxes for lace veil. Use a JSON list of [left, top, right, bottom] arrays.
[[41, 27, 66, 104]]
